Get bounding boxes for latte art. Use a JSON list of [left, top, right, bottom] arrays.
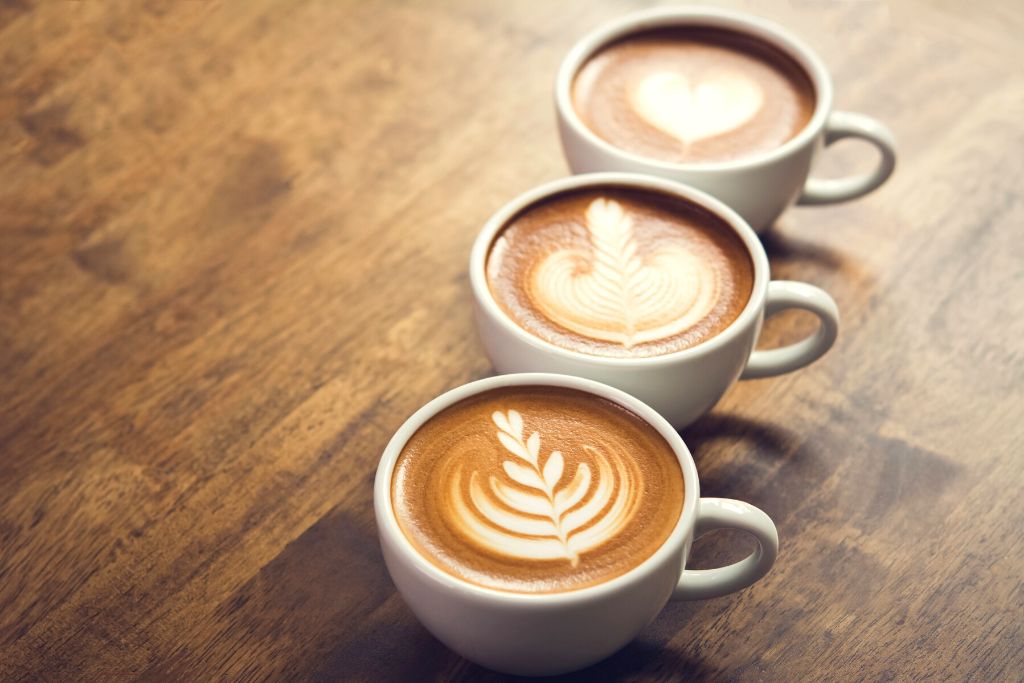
[[453, 409, 638, 565], [391, 387, 684, 593], [486, 188, 754, 358], [572, 27, 815, 163], [630, 71, 764, 146], [530, 197, 717, 348]]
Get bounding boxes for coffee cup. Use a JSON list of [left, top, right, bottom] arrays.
[[374, 372, 779, 676], [470, 172, 839, 429], [555, 6, 896, 231]]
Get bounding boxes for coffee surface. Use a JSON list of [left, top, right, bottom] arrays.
[[486, 188, 754, 358], [572, 27, 816, 163], [392, 386, 684, 593]]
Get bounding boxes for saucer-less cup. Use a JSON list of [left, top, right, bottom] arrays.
[[470, 173, 839, 429], [375, 373, 779, 676], [555, 6, 897, 231]]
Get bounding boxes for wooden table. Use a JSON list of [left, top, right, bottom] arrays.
[[2, 1, 1021, 680]]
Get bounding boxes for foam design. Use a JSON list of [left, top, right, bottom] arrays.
[[451, 409, 639, 564], [630, 70, 764, 147], [529, 198, 718, 348]]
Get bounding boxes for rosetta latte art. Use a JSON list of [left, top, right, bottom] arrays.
[[630, 70, 764, 147], [392, 386, 685, 591], [451, 409, 636, 565], [530, 197, 718, 348]]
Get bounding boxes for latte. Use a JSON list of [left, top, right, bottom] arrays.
[[391, 386, 684, 593], [485, 187, 754, 358], [572, 27, 815, 164]]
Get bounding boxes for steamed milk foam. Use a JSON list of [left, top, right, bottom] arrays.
[[391, 386, 683, 593], [572, 27, 815, 164], [485, 188, 754, 358]]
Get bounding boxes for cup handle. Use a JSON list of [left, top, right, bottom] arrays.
[[740, 281, 839, 380], [672, 498, 779, 600], [797, 110, 896, 205]]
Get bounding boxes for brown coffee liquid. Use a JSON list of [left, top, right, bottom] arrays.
[[573, 27, 816, 163], [392, 386, 684, 594], [486, 187, 754, 358]]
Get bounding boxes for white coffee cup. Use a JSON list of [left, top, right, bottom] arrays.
[[469, 172, 839, 429], [555, 6, 897, 231], [374, 373, 779, 676]]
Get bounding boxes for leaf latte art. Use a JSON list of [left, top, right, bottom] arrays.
[[530, 197, 718, 348], [391, 387, 685, 592], [486, 188, 754, 357], [451, 409, 637, 565]]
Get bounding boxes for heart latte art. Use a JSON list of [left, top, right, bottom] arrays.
[[629, 71, 764, 146], [392, 387, 684, 593], [572, 27, 816, 163], [486, 188, 754, 358]]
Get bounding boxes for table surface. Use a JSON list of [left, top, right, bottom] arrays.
[[2, 1, 1022, 681]]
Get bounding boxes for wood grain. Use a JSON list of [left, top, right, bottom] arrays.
[[1, 1, 1022, 680]]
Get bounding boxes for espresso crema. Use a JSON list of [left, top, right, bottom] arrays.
[[485, 188, 754, 358], [391, 386, 684, 593], [572, 27, 816, 163]]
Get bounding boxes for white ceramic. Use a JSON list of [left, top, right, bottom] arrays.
[[555, 6, 897, 231], [470, 172, 839, 429], [374, 373, 779, 676]]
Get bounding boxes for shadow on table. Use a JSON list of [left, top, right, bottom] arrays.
[[759, 228, 849, 271], [457, 638, 725, 682], [678, 410, 828, 539], [681, 412, 799, 465], [758, 224, 878, 298]]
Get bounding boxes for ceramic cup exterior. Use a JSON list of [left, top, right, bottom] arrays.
[[555, 6, 897, 231], [469, 173, 839, 429], [374, 373, 779, 676]]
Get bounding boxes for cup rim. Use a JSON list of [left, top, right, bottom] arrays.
[[373, 373, 702, 605], [554, 5, 834, 172], [468, 172, 770, 367]]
